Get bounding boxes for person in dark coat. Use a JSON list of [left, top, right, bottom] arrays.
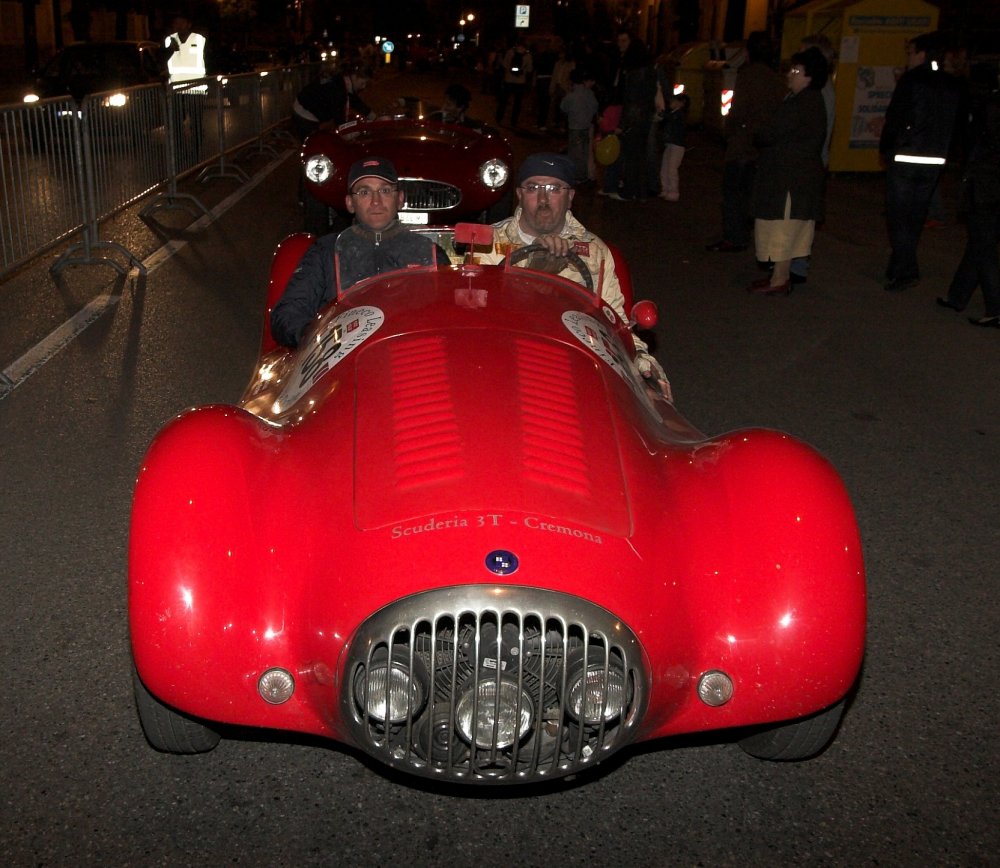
[[747, 47, 829, 295], [292, 64, 373, 141], [937, 70, 1000, 327], [706, 31, 786, 252], [879, 32, 963, 292]]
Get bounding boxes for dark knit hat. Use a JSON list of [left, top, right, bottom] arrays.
[[347, 156, 398, 188], [517, 152, 577, 185]]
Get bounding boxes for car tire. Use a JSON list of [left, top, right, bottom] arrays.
[[738, 699, 846, 761], [132, 665, 221, 754]]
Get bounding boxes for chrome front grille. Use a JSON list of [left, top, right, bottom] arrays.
[[342, 586, 647, 784], [399, 178, 461, 211]]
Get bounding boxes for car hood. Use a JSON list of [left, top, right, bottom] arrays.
[[335, 122, 508, 173], [352, 328, 631, 538]]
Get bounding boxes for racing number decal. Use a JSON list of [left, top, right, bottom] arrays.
[[276, 306, 384, 409], [561, 311, 658, 416], [562, 310, 630, 376]]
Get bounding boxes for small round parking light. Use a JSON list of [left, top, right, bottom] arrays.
[[696, 670, 734, 707], [258, 668, 295, 704]]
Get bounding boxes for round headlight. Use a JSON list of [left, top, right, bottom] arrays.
[[23, 94, 40, 104], [479, 158, 509, 190], [354, 662, 424, 724], [304, 154, 334, 185], [568, 665, 627, 723], [456, 679, 533, 749], [103, 92, 128, 108]]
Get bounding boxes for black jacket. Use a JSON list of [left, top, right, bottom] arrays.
[[879, 63, 962, 162], [270, 221, 448, 348], [295, 76, 370, 125], [752, 88, 828, 221]]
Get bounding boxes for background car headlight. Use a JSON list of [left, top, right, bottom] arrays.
[[304, 154, 334, 185], [354, 662, 425, 724], [456, 679, 533, 749], [479, 159, 509, 190], [23, 94, 40, 104], [101, 92, 128, 108], [568, 665, 627, 723]]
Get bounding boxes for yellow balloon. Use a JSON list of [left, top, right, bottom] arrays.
[[595, 133, 620, 166]]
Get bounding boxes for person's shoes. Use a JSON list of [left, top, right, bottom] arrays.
[[747, 280, 792, 296], [884, 276, 918, 292], [748, 275, 772, 289], [607, 192, 626, 201], [969, 315, 1000, 328], [936, 297, 963, 311], [706, 240, 747, 252]]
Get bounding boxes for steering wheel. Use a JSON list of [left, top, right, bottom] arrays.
[[508, 243, 594, 293]]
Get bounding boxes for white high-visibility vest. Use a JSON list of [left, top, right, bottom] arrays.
[[165, 32, 207, 89]]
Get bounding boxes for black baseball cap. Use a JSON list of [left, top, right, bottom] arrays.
[[517, 152, 577, 186], [347, 156, 399, 188]]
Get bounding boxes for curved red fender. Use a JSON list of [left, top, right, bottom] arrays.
[[260, 232, 316, 355]]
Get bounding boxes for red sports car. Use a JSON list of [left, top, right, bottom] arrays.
[[129, 226, 866, 784], [300, 98, 514, 233]]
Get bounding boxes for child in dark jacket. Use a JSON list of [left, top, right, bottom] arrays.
[[658, 92, 689, 201]]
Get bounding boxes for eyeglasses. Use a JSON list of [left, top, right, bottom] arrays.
[[351, 186, 397, 199], [520, 183, 571, 195]]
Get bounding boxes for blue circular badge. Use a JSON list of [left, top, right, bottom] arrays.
[[485, 550, 519, 575]]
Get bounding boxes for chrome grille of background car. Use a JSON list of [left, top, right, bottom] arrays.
[[399, 179, 461, 211], [342, 586, 647, 784]]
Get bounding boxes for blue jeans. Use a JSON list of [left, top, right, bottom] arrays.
[[885, 162, 942, 282]]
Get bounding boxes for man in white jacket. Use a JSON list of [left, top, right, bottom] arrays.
[[481, 152, 672, 400]]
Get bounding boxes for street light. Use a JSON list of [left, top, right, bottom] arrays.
[[459, 13, 477, 47]]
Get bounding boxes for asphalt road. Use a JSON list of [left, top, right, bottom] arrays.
[[1, 71, 997, 867]]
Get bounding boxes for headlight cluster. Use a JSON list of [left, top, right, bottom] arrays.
[[304, 154, 334, 185], [479, 158, 509, 190], [354, 657, 627, 749]]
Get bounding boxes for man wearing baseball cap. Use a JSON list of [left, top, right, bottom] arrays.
[[271, 156, 449, 348], [480, 152, 671, 399]]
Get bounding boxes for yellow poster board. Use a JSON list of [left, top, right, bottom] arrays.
[[781, 0, 939, 172]]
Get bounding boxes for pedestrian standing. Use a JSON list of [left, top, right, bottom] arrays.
[[560, 68, 599, 183], [658, 93, 690, 201], [705, 31, 785, 253], [163, 12, 208, 164], [937, 72, 1000, 327], [879, 31, 963, 291]]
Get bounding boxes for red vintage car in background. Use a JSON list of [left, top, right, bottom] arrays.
[[129, 226, 866, 785], [300, 98, 513, 234]]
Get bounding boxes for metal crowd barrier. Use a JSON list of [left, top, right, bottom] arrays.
[[0, 64, 315, 281]]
